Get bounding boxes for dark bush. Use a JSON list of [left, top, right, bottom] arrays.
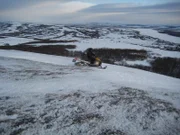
[[151, 57, 180, 78], [159, 30, 180, 37], [77, 48, 147, 64], [0, 45, 76, 56], [93, 48, 147, 61]]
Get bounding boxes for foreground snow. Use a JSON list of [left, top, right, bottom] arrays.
[[0, 50, 180, 135]]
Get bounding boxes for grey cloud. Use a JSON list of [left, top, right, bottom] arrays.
[[73, 2, 180, 25], [97, 12, 180, 25], [0, 0, 42, 10], [0, 0, 68, 11], [0, 0, 179, 25], [81, 2, 180, 14], [42, 9, 180, 25]]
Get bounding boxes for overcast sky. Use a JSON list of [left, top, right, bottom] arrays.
[[0, 0, 179, 25]]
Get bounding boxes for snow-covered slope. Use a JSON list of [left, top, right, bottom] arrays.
[[0, 50, 180, 135]]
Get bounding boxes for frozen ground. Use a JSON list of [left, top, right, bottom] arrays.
[[0, 50, 180, 135]]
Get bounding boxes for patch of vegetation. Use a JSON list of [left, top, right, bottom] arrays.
[[13, 115, 36, 127], [76, 29, 100, 38], [0, 45, 76, 56], [80, 48, 148, 64], [159, 30, 180, 37], [73, 113, 103, 124], [10, 128, 25, 135], [99, 129, 126, 135], [151, 57, 180, 78]]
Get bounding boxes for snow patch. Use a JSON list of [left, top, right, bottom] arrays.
[[0, 114, 18, 121], [126, 60, 151, 67], [0, 37, 35, 46]]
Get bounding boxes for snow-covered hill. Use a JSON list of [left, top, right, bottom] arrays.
[[0, 22, 180, 58], [0, 50, 180, 135]]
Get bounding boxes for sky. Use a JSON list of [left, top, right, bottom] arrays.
[[0, 0, 180, 25]]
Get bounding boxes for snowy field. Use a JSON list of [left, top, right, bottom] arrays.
[[136, 28, 180, 44], [0, 22, 180, 59], [0, 50, 180, 135], [0, 22, 180, 135]]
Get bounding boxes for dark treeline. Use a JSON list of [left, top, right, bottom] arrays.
[[151, 57, 180, 78], [79, 48, 148, 64], [0, 45, 76, 56], [159, 30, 180, 38]]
